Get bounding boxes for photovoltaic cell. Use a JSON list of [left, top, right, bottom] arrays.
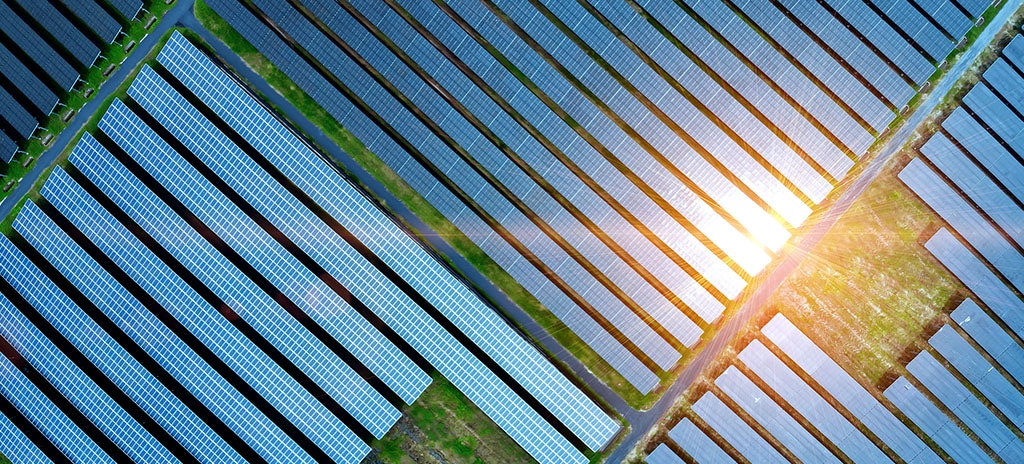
[[68, 135, 315, 463], [715, 365, 839, 463], [99, 99, 370, 464], [951, 299, 1024, 388], [12, 0, 99, 68], [941, 108, 1024, 205], [916, 0, 972, 38], [666, 418, 734, 463], [159, 32, 617, 458], [646, 443, 685, 464], [0, 2, 79, 91], [761, 314, 939, 463], [925, 228, 1024, 337], [14, 199, 245, 463], [0, 334, 111, 464], [908, 351, 1024, 462], [691, 393, 785, 462], [0, 44, 58, 115], [106, 0, 142, 19], [0, 236, 175, 464], [0, 391, 51, 463], [885, 377, 993, 463], [57, 0, 121, 43]]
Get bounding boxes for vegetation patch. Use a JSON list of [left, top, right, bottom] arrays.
[[194, 0, 655, 410], [367, 375, 533, 464]]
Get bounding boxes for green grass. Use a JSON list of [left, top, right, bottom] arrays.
[[0, 0, 178, 202], [371, 375, 534, 463], [194, 0, 655, 411]]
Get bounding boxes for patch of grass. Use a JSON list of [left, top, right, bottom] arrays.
[[194, 0, 651, 411], [371, 375, 534, 464], [770, 171, 960, 385], [0, 0, 177, 202]]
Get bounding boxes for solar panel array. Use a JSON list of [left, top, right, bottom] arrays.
[[651, 33, 1024, 462], [0, 32, 617, 464], [0, 0, 142, 163], [202, 0, 993, 393]]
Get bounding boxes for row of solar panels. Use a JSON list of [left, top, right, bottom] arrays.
[[201, 0, 991, 394], [0, 33, 617, 464], [0, 0, 142, 163], [648, 32, 1024, 464]]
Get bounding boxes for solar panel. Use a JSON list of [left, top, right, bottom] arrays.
[[715, 366, 839, 463], [646, 443, 685, 464], [963, 85, 1024, 157], [159, 32, 617, 457], [105, 0, 143, 20], [666, 418, 734, 463], [0, 334, 111, 463], [819, 0, 934, 83], [0, 85, 39, 137], [0, 44, 59, 115], [941, 108, 1024, 204], [908, 351, 1024, 462], [691, 393, 785, 462], [68, 135, 315, 462], [761, 314, 939, 463], [925, 228, 1024, 337], [916, 0, 972, 38], [0, 234, 174, 463], [0, 132, 17, 163], [13, 198, 245, 463], [12, 0, 99, 68], [930, 325, 1024, 428], [885, 377, 992, 463], [0, 2, 79, 91], [56, 0, 121, 43], [99, 99, 370, 464], [0, 388, 51, 463], [951, 299, 1024, 387]]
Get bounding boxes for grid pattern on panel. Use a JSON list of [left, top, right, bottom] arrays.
[[98, 99, 368, 464], [67, 134, 312, 463], [58, 0, 121, 43], [158, 31, 620, 452], [248, 0, 682, 371], [106, 0, 143, 19], [0, 44, 58, 115], [0, 392, 50, 463], [12, 0, 99, 67], [201, 0, 657, 394], [1, 134, 16, 162], [0, 86, 39, 137], [0, 333, 111, 464], [14, 198, 243, 463], [126, 68, 410, 436], [761, 315, 938, 463], [0, 2, 79, 91], [286, 0, 703, 349], [0, 235, 173, 464]]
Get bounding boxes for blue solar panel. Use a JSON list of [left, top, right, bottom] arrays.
[[691, 393, 785, 462], [0, 133, 17, 163], [941, 108, 1024, 205], [899, 157, 1024, 293], [984, 59, 1024, 118], [0, 2, 79, 91], [920, 132, 1024, 249], [646, 443, 685, 464], [885, 377, 993, 463], [908, 351, 1024, 462], [0, 333, 111, 464], [963, 85, 1024, 158], [666, 418, 734, 463], [202, 0, 658, 394], [734, 0, 894, 131], [1002, 35, 1024, 69], [820, 0, 934, 83], [57, 0, 121, 43], [736, 340, 889, 462], [951, 299, 1024, 388], [869, 0, 955, 62], [278, 0, 699, 349], [715, 366, 839, 463], [917, 0, 973, 38], [925, 228, 1024, 337], [0, 44, 58, 115], [0, 85, 39, 137], [158, 32, 616, 457], [13, 199, 245, 463], [106, 0, 142, 19], [956, 0, 990, 17], [0, 396, 50, 463], [761, 314, 939, 462], [99, 99, 369, 464], [126, 69, 416, 434], [930, 325, 1024, 428], [0, 235, 174, 463], [12, 0, 99, 67], [68, 135, 314, 462]]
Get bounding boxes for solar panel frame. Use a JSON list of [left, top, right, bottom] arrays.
[[12, 0, 100, 68], [0, 2, 79, 91], [0, 405, 50, 464], [951, 299, 1024, 388], [885, 376, 993, 463], [691, 393, 786, 463], [56, 0, 121, 44]]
